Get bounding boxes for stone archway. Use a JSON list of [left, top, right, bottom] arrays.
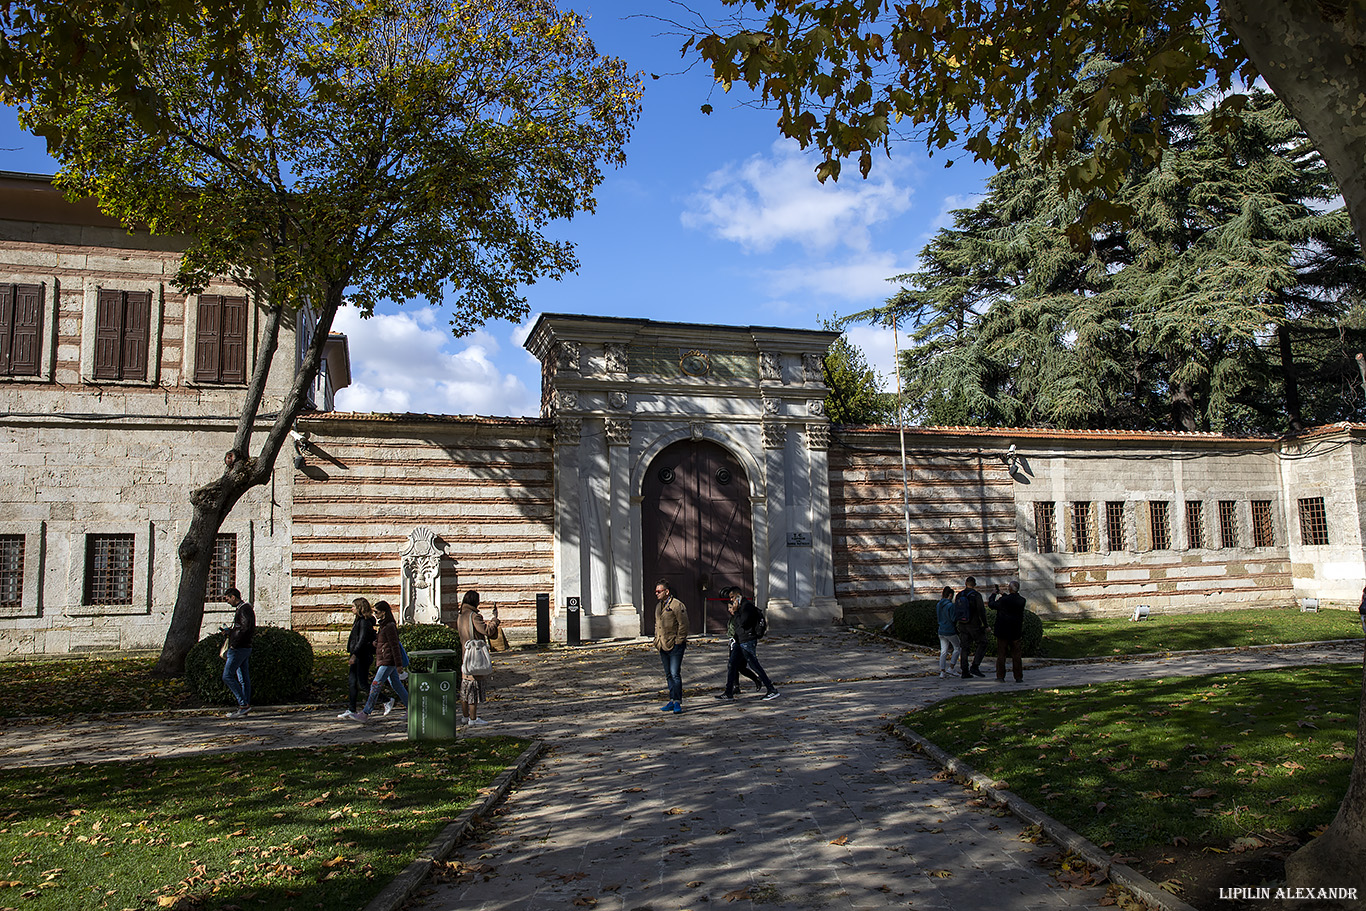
[[641, 439, 754, 635]]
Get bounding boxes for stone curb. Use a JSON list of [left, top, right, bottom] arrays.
[[891, 725, 1200, 911], [363, 739, 547, 911]]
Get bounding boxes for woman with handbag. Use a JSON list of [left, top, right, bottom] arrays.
[[344, 600, 408, 722], [458, 590, 499, 726]]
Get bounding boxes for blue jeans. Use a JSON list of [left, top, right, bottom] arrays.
[[725, 640, 773, 695], [222, 647, 252, 708], [361, 665, 408, 714], [659, 641, 687, 703]]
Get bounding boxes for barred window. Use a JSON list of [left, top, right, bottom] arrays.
[[84, 534, 135, 604], [206, 534, 237, 603], [1218, 501, 1239, 549], [1071, 501, 1095, 552], [0, 535, 23, 607], [1185, 500, 1206, 549], [1251, 500, 1275, 548], [1105, 501, 1126, 551], [1298, 497, 1330, 546], [1034, 502, 1056, 554], [1149, 501, 1171, 550]]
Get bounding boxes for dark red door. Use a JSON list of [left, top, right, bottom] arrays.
[[642, 439, 754, 635]]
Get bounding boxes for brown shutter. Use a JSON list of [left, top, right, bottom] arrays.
[[195, 294, 222, 382], [0, 284, 11, 375], [121, 290, 150, 381], [9, 284, 43, 376], [93, 289, 125, 379], [220, 295, 247, 382]]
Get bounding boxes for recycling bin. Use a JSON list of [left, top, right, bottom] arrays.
[[405, 648, 461, 741]]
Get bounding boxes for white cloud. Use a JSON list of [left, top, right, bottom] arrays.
[[331, 307, 539, 416], [843, 323, 900, 393], [682, 140, 914, 253], [765, 253, 913, 302]]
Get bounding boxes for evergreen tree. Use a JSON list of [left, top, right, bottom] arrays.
[[821, 323, 898, 425]]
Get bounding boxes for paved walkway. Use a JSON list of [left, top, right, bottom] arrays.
[[2, 631, 1360, 910]]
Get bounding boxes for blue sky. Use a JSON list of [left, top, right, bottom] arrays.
[[0, 0, 995, 417]]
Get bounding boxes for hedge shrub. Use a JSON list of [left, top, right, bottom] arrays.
[[890, 599, 1045, 657], [398, 623, 462, 652], [186, 627, 315, 705]]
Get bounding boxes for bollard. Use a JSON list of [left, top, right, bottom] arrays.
[[536, 593, 550, 644], [566, 606, 580, 646]]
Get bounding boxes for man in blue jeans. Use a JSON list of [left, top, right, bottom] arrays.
[[221, 588, 255, 718], [653, 580, 689, 714], [717, 586, 779, 701]]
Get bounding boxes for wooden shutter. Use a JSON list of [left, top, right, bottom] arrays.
[[0, 284, 11, 375], [93, 289, 125, 379], [195, 294, 222, 382], [10, 284, 43, 376], [220, 295, 247, 382], [120, 290, 150, 381]]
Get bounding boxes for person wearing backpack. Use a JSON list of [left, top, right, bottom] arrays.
[[990, 580, 1028, 683], [717, 586, 779, 701], [935, 585, 962, 679], [954, 577, 988, 679]]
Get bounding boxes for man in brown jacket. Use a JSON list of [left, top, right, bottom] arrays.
[[654, 580, 690, 714]]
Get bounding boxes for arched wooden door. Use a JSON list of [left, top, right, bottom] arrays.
[[641, 439, 754, 635]]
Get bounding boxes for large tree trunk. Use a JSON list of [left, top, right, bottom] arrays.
[[1219, 2, 1366, 894], [1277, 322, 1305, 432]]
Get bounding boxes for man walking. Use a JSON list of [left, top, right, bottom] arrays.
[[954, 577, 987, 679], [654, 580, 689, 714], [221, 588, 255, 717], [990, 581, 1028, 683], [716, 586, 779, 701]]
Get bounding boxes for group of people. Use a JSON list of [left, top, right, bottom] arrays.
[[935, 576, 1028, 683], [653, 579, 780, 714], [219, 587, 502, 726]]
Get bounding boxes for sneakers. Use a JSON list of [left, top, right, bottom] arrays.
[[225, 706, 251, 718], [961, 672, 973, 679], [382, 699, 395, 716], [939, 670, 947, 679], [673, 702, 684, 714], [337, 710, 354, 719], [346, 711, 369, 723], [661, 701, 677, 712], [715, 693, 735, 700], [468, 716, 489, 726], [762, 690, 780, 701], [970, 668, 986, 678]]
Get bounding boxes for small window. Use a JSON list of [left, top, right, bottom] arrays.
[[1218, 500, 1239, 549], [206, 534, 237, 602], [0, 535, 23, 608], [1298, 497, 1330, 546], [1149, 501, 1171, 550], [194, 295, 248, 383], [84, 533, 135, 605], [1071, 501, 1094, 552], [93, 289, 152, 381], [1105, 501, 1126, 551], [1034, 502, 1056, 554], [1185, 500, 1205, 549], [0, 283, 44, 377], [1251, 500, 1275, 548]]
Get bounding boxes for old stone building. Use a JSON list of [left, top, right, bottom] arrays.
[[3, 174, 1365, 655]]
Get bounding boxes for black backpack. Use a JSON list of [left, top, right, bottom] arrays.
[[754, 604, 768, 640]]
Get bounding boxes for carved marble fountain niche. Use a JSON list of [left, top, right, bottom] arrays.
[[400, 527, 459, 626]]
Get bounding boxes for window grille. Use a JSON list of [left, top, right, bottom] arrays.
[[206, 534, 237, 602], [1105, 501, 1126, 551], [1251, 500, 1275, 548], [84, 534, 135, 605], [1149, 501, 1171, 550], [1298, 497, 1330, 546], [0, 535, 23, 607], [1218, 501, 1238, 549], [1185, 501, 1206, 549], [1071, 501, 1095, 552], [1034, 502, 1056, 554]]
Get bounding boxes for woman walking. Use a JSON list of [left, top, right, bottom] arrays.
[[345, 600, 407, 722], [935, 585, 962, 680], [457, 590, 500, 725], [339, 597, 376, 718]]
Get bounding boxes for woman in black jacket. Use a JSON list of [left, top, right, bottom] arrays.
[[346, 600, 408, 722], [339, 598, 376, 718]]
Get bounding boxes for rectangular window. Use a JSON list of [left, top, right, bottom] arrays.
[[1105, 501, 1126, 551], [93, 289, 151, 381], [1298, 497, 1330, 546], [1034, 502, 1056, 554], [194, 294, 248, 383], [1251, 500, 1275, 548], [1185, 500, 1206, 549], [0, 283, 44, 377], [1071, 501, 1094, 552], [206, 534, 237, 602], [0, 535, 23, 608], [1218, 500, 1239, 549], [1149, 501, 1171, 550], [84, 533, 135, 605]]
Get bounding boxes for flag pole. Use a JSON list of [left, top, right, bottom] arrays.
[[893, 315, 914, 597]]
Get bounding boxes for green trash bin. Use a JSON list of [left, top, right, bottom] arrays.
[[406, 649, 461, 741]]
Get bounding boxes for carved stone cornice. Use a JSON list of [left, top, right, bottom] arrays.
[[759, 351, 782, 382], [606, 417, 632, 446], [557, 340, 581, 373], [604, 342, 628, 375]]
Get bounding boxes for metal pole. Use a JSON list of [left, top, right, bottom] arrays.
[[893, 316, 915, 597]]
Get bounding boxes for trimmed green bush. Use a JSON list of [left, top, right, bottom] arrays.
[[186, 627, 315, 705], [398, 622, 461, 652], [890, 598, 1044, 657]]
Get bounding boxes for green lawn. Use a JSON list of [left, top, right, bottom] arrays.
[[905, 665, 1361, 851], [0, 738, 527, 911], [1040, 607, 1362, 659]]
